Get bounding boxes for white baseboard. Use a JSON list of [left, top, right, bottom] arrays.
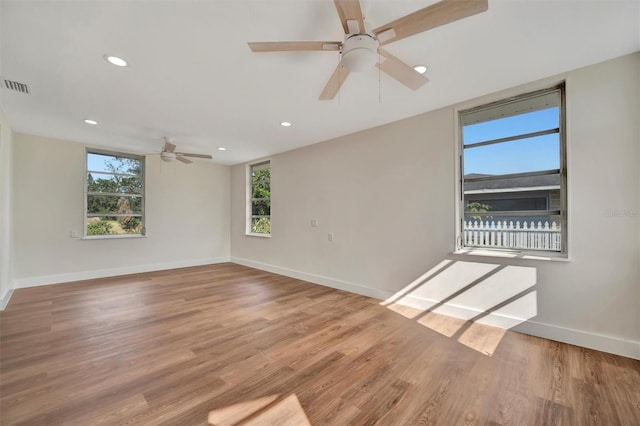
[[0, 288, 14, 311], [231, 257, 640, 360], [231, 257, 394, 300], [513, 320, 640, 361], [13, 256, 230, 289]]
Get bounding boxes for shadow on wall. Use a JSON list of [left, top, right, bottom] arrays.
[[208, 393, 310, 426], [381, 259, 537, 357]]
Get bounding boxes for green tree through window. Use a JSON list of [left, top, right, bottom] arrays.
[[86, 150, 144, 236], [249, 162, 270, 234]]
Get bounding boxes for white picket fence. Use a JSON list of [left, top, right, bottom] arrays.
[[463, 220, 561, 251]]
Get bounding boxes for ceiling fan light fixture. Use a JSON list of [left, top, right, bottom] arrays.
[[341, 35, 378, 72]]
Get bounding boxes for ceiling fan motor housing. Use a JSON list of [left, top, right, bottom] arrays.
[[161, 151, 176, 162], [341, 34, 378, 72]]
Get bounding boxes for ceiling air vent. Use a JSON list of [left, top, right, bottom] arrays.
[[2, 78, 30, 94]]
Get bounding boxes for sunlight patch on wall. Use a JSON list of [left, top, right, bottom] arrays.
[[475, 290, 538, 329], [382, 260, 500, 314], [381, 259, 454, 314], [444, 265, 536, 316]]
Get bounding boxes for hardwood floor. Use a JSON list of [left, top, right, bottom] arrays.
[[1, 263, 639, 425]]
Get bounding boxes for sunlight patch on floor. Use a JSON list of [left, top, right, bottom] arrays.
[[384, 302, 425, 319], [456, 321, 508, 356], [416, 311, 467, 337], [208, 394, 310, 426]]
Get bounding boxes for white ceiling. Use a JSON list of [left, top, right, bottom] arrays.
[[1, 0, 639, 165]]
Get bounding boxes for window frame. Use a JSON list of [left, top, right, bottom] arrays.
[[84, 147, 146, 239], [456, 84, 568, 256], [246, 160, 271, 237]]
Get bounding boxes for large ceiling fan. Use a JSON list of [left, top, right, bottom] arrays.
[[248, 0, 488, 100], [156, 137, 213, 164]]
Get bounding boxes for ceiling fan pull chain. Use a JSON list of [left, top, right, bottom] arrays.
[[378, 49, 381, 104], [338, 54, 342, 106]]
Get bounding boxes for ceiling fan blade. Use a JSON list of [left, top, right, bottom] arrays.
[[248, 41, 341, 52], [164, 141, 176, 153], [176, 156, 192, 164], [334, 0, 366, 34], [319, 63, 350, 100], [373, 0, 488, 46], [175, 152, 213, 159], [376, 49, 429, 90]]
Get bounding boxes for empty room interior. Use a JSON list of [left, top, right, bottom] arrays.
[[1, 0, 639, 425]]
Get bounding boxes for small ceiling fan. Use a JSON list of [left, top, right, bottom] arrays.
[[157, 137, 213, 164], [248, 0, 488, 100]]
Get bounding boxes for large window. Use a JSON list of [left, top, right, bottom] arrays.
[[85, 149, 145, 237], [459, 85, 566, 253], [248, 161, 270, 235]]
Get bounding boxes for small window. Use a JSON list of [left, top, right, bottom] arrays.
[[85, 149, 145, 237], [248, 161, 271, 235], [459, 85, 566, 253]]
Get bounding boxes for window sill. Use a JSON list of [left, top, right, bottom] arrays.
[[453, 247, 570, 262], [82, 234, 146, 240], [245, 232, 271, 238]]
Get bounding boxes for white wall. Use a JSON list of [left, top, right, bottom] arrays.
[[12, 133, 230, 286], [231, 53, 640, 359], [0, 106, 14, 307]]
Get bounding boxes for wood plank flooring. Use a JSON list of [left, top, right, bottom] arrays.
[[1, 263, 639, 425]]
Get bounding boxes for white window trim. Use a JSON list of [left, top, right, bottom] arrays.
[[83, 147, 146, 239], [246, 159, 271, 237], [453, 83, 568, 259]]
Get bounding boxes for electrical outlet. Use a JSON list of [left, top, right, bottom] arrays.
[[70, 230, 79, 238], [310, 219, 318, 227]]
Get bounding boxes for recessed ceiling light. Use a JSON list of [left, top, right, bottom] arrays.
[[280, 121, 292, 127], [413, 65, 427, 74], [217, 147, 226, 151], [104, 55, 128, 67], [84, 119, 98, 125]]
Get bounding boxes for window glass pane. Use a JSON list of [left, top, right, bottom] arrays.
[[465, 197, 547, 212], [252, 181, 271, 198], [251, 162, 270, 173], [251, 167, 270, 183], [86, 216, 143, 235], [251, 217, 271, 234], [87, 195, 143, 215], [463, 134, 559, 176], [460, 87, 564, 253], [86, 150, 144, 237], [249, 161, 270, 235], [252, 200, 270, 216], [87, 174, 143, 194], [464, 172, 560, 192], [87, 153, 142, 175], [462, 215, 562, 252], [463, 107, 559, 145]]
